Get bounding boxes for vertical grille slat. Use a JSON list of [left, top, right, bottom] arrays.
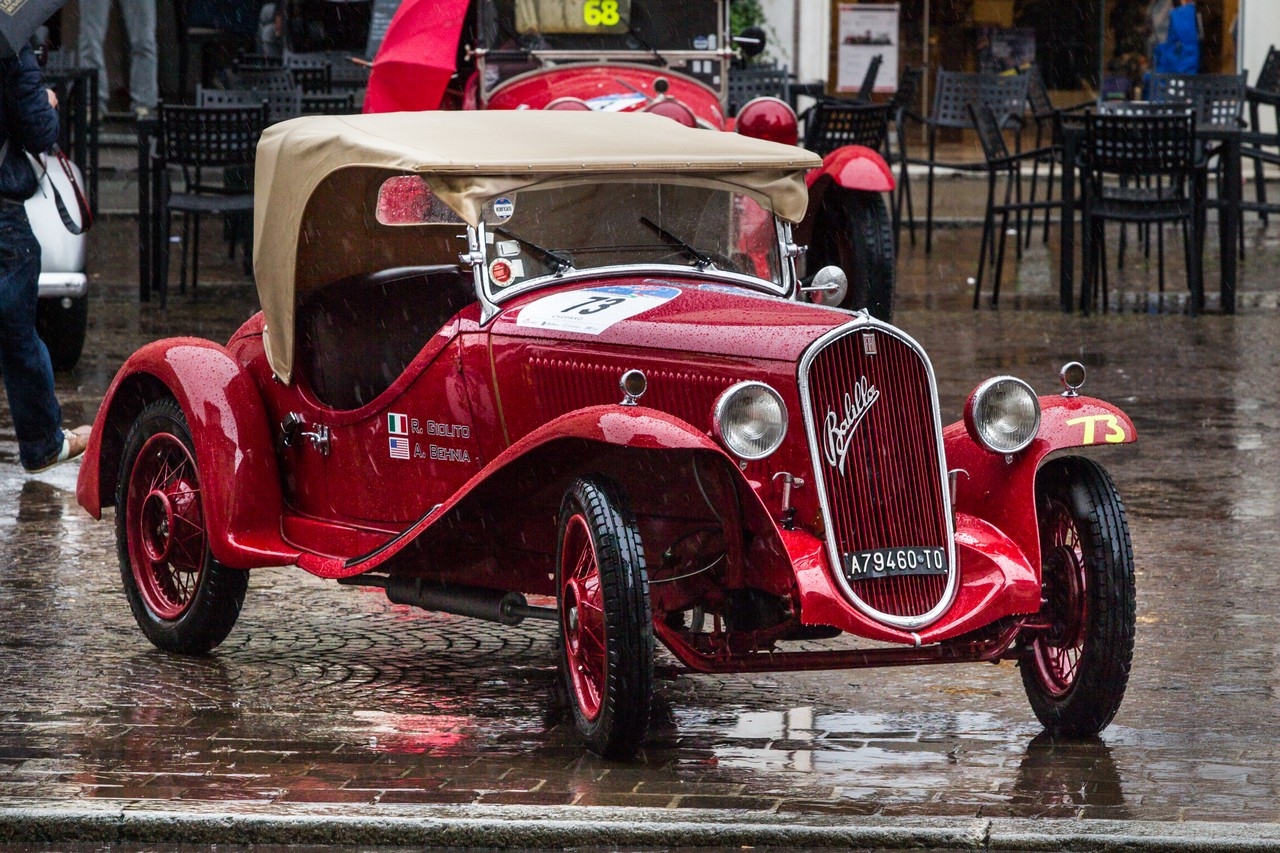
[[802, 328, 952, 622]]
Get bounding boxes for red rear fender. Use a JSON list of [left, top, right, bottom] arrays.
[[76, 338, 297, 569]]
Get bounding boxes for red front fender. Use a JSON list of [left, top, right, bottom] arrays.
[[804, 145, 895, 193], [76, 338, 297, 569], [943, 394, 1137, 572]]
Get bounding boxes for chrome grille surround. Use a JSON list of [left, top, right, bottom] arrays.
[[797, 317, 957, 631]]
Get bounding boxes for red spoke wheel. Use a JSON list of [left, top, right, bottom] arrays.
[[115, 399, 247, 655], [1021, 457, 1135, 737], [556, 476, 653, 758]]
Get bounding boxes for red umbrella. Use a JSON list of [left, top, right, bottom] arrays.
[[364, 0, 470, 113]]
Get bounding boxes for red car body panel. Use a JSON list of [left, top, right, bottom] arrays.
[[485, 64, 727, 129]]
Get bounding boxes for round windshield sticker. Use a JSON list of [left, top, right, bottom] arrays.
[[693, 35, 709, 50], [492, 197, 515, 220], [489, 258, 514, 285]]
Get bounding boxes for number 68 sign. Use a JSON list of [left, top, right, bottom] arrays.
[[515, 0, 631, 34]]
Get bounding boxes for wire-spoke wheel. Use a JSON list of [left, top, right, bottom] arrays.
[[1021, 457, 1135, 737], [556, 475, 653, 758], [116, 398, 247, 654]]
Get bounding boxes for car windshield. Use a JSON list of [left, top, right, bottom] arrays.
[[477, 177, 784, 300], [476, 0, 723, 54]]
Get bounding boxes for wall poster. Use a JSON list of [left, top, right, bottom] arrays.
[[831, 3, 900, 95]]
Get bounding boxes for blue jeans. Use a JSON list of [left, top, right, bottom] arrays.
[[0, 205, 63, 470]]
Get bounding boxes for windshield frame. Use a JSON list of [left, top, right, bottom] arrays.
[[464, 175, 799, 321]]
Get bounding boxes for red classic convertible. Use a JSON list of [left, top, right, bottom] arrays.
[[78, 111, 1136, 758]]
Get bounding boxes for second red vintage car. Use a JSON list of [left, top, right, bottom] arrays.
[[78, 111, 1136, 758], [360, 0, 897, 320]]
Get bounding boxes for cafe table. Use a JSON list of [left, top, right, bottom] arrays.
[[1057, 116, 1243, 314]]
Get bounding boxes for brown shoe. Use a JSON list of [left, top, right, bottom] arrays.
[[23, 425, 92, 473]]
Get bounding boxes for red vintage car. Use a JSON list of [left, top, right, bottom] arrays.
[[359, 0, 897, 320], [78, 111, 1136, 758]]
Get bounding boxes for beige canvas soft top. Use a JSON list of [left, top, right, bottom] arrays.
[[253, 110, 822, 383]]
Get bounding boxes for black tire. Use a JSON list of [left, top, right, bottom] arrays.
[[1020, 457, 1135, 737], [35, 295, 88, 372], [555, 475, 654, 758], [115, 398, 247, 655], [808, 189, 895, 322]]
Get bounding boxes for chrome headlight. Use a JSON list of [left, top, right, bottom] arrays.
[[713, 381, 788, 461], [964, 376, 1041, 454]]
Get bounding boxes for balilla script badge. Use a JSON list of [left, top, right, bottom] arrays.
[[822, 377, 880, 475]]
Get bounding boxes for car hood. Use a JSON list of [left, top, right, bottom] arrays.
[[491, 279, 857, 362]]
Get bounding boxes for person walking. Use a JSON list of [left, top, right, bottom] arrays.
[[0, 45, 91, 472], [76, 0, 157, 117]]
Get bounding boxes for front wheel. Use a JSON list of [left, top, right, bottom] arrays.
[[556, 475, 654, 758], [115, 398, 247, 655], [1020, 457, 1135, 737], [807, 189, 895, 322]]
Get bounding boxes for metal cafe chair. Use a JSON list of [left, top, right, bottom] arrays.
[[197, 85, 302, 125], [300, 91, 357, 115], [1245, 47, 1280, 225], [967, 103, 1062, 309], [158, 103, 267, 299], [727, 62, 793, 116], [896, 70, 1030, 253], [1079, 111, 1202, 314], [1022, 65, 1091, 248], [802, 100, 891, 156]]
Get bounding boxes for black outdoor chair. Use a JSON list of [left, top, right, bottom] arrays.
[[300, 91, 357, 115], [967, 103, 1062, 309], [855, 54, 882, 103], [727, 62, 793, 116], [1021, 66, 1091, 248], [198, 85, 302, 124], [1080, 111, 1202, 314], [897, 70, 1030, 253], [802, 100, 891, 156], [1245, 47, 1280, 225], [159, 103, 267, 299], [885, 66, 923, 250]]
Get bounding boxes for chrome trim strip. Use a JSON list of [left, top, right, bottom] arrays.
[[796, 318, 958, 632]]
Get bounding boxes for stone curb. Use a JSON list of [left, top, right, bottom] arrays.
[[3, 803, 1280, 850]]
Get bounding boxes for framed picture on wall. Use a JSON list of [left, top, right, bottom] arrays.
[[831, 2, 900, 94]]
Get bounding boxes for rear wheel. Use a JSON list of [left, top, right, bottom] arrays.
[[36, 295, 88, 371], [808, 189, 895, 322], [556, 475, 653, 758], [1020, 457, 1135, 737], [115, 398, 247, 654]]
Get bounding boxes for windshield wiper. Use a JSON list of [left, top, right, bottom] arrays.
[[494, 226, 573, 274], [626, 24, 667, 66], [640, 216, 713, 269]]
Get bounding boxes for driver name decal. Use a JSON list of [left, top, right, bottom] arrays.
[[822, 377, 880, 475], [387, 414, 473, 462], [517, 285, 679, 335]]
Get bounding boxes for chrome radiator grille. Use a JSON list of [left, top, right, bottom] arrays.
[[800, 325, 953, 626]]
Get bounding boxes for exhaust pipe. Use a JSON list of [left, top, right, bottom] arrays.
[[353, 576, 557, 626]]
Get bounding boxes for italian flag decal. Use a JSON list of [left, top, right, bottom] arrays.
[[388, 413, 408, 435]]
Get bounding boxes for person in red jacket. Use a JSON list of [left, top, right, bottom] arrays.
[[0, 45, 91, 472]]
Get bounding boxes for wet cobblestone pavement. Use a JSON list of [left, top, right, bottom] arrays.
[[3, 215, 1280, 848]]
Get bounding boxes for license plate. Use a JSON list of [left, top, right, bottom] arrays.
[[842, 547, 947, 581]]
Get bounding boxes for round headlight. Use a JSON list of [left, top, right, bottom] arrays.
[[713, 381, 788, 461], [964, 376, 1041, 454]]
